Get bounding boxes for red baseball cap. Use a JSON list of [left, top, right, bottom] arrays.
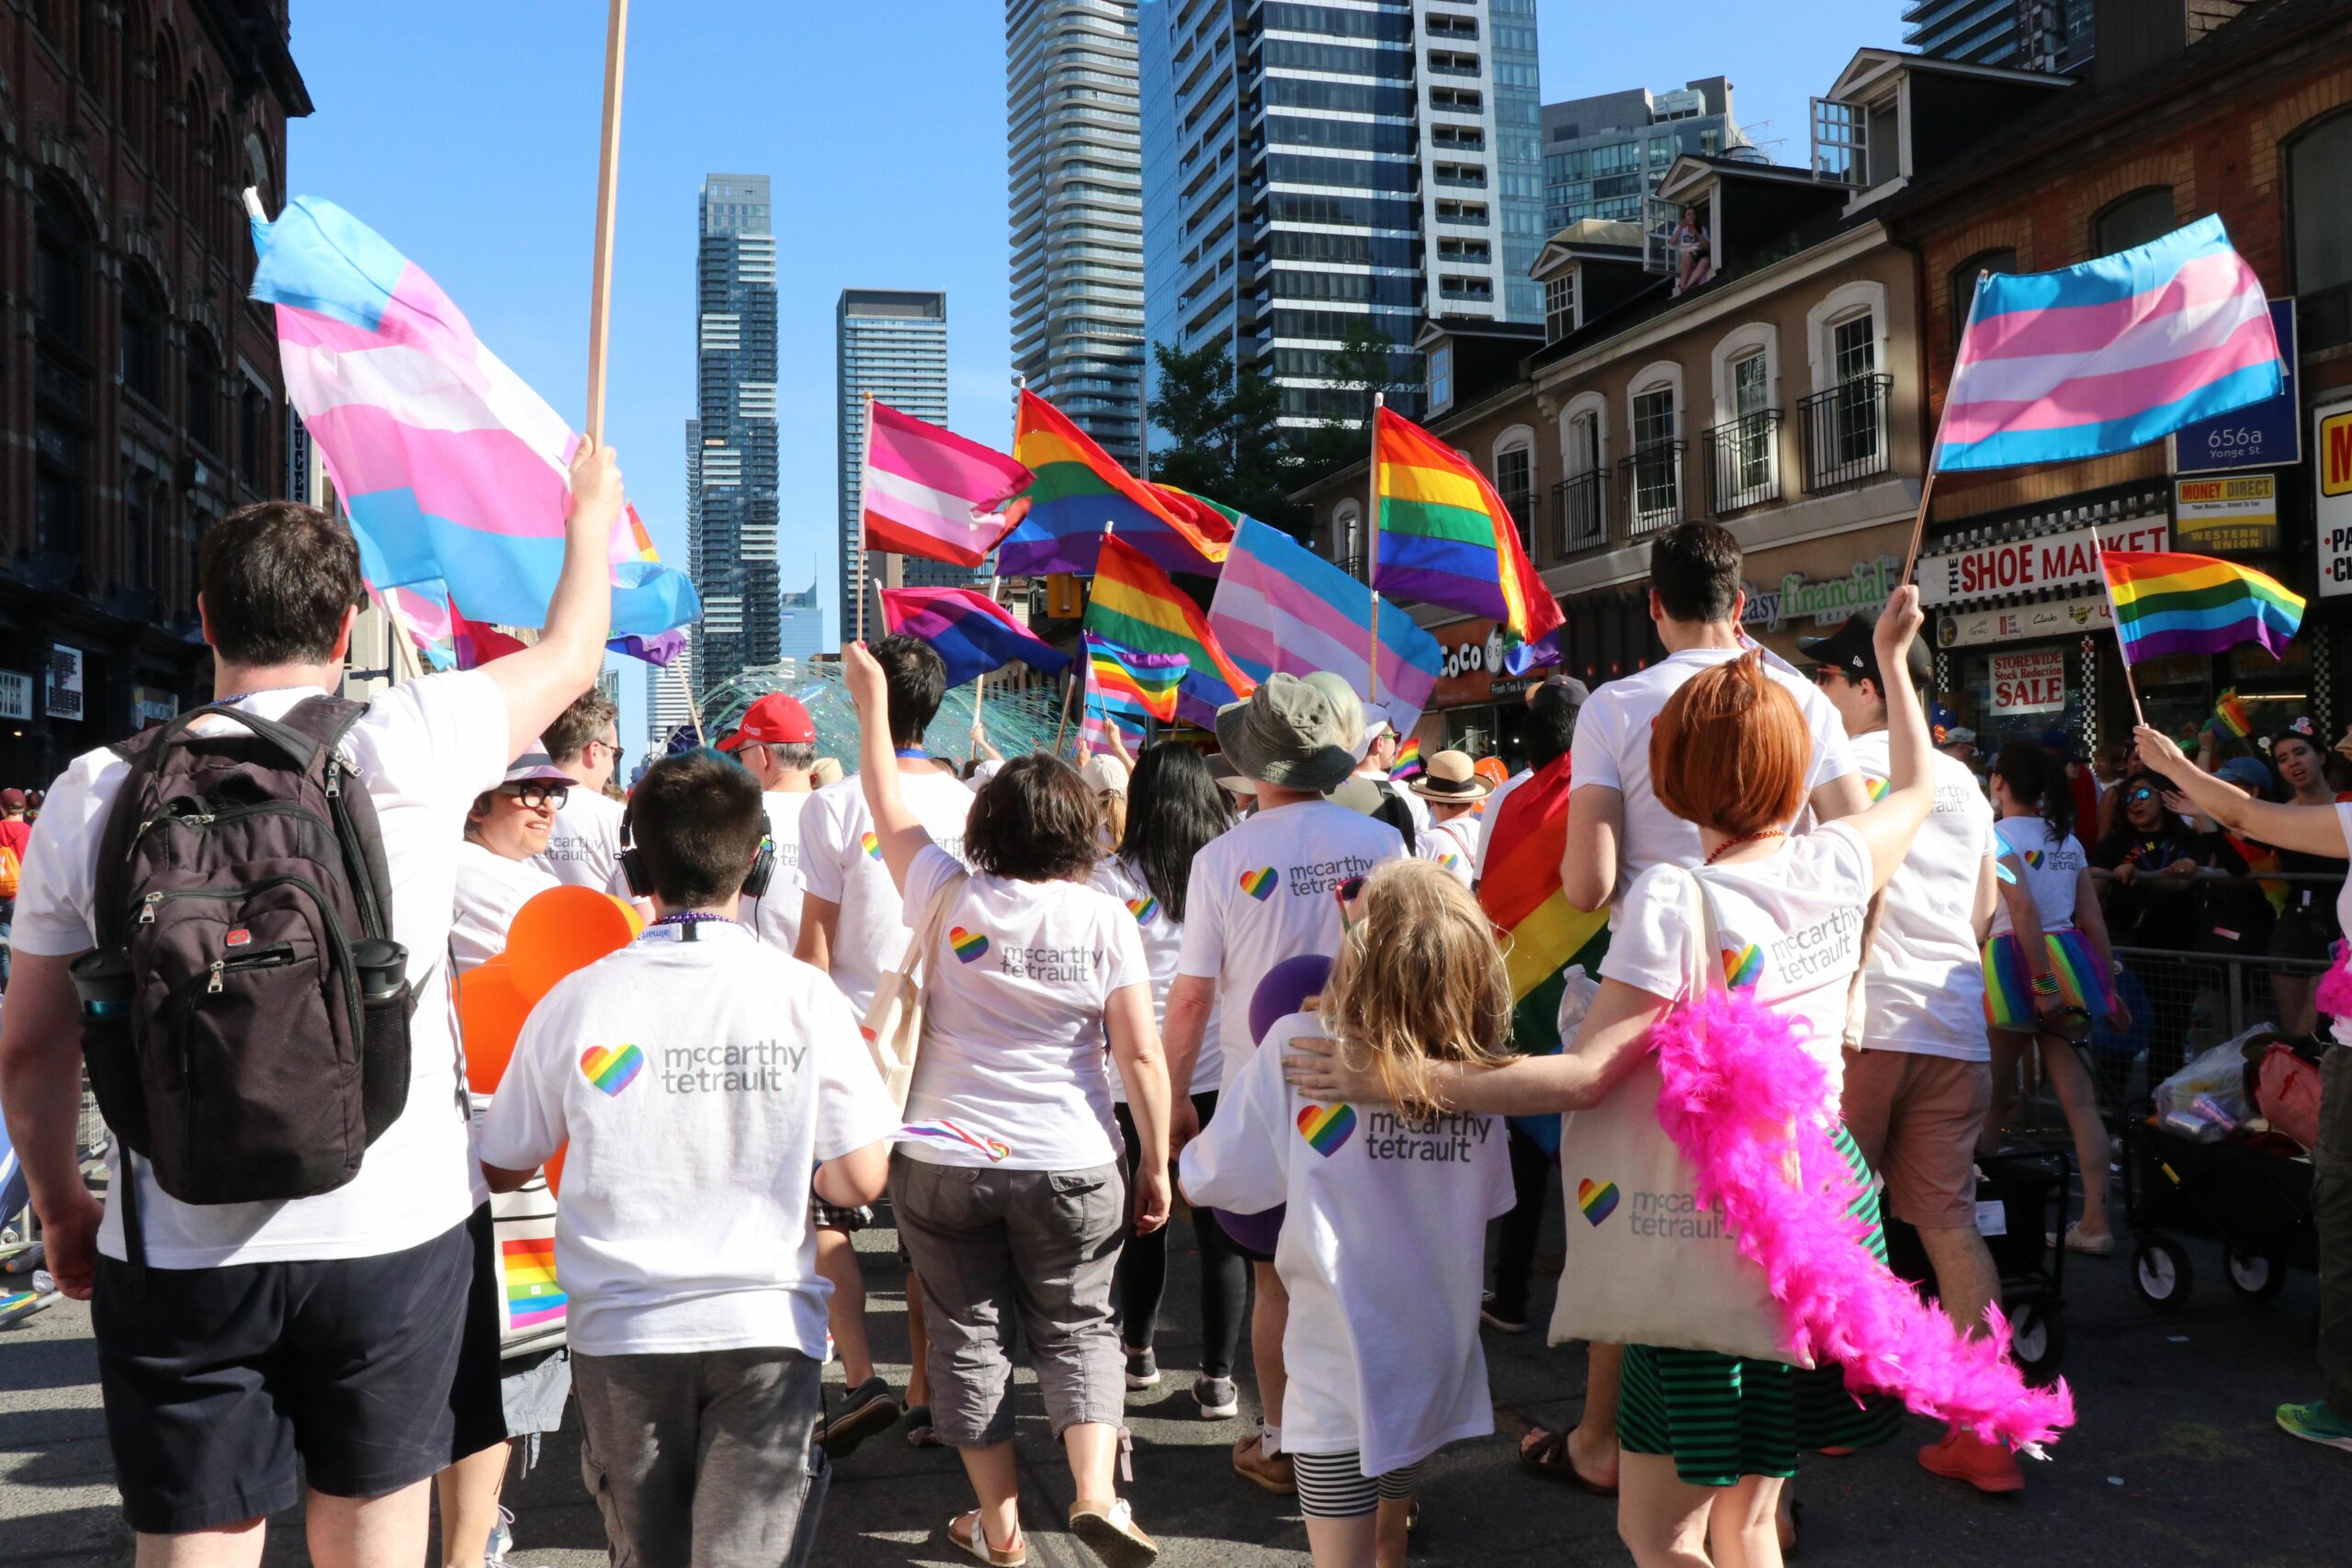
[[718, 694, 815, 751]]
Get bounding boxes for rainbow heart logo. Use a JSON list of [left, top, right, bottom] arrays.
[[1296, 1103, 1357, 1156], [1125, 895, 1159, 925], [860, 831, 883, 862], [580, 1043, 644, 1097], [2022, 849, 2044, 868], [949, 926, 990, 964], [1240, 867, 1278, 901], [1577, 1179, 1620, 1225], [1865, 775, 1890, 803], [1720, 942, 1763, 989]]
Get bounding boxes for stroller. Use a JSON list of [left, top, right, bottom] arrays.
[[1883, 1147, 2072, 1384], [2122, 1111, 2316, 1310]]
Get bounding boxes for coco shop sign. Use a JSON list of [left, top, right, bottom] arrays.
[[1740, 558, 1899, 635]]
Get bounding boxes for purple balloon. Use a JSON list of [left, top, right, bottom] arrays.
[[1250, 953, 1335, 1048]]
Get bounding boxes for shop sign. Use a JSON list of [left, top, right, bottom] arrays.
[[2173, 474, 2277, 554], [0, 671, 31, 723], [2317, 396, 2352, 599], [1937, 593, 2113, 649], [1430, 619, 1542, 705], [2170, 300, 2298, 475], [130, 685, 179, 728], [1740, 557, 1900, 633], [1989, 649, 2066, 715], [45, 645, 85, 722], [1916, 515, 2169, 606]]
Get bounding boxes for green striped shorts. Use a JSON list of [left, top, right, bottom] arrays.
[[1616, 1123, 1903, 1487]]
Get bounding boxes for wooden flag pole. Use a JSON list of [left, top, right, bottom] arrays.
[[2089, 525, 2147, 728], [970, 573, 1001, 761], [1365, 393, 1385, 708], [1901, 273, 1986, 588], [854, 391, 875, 645], [584, 0, 628, 443]]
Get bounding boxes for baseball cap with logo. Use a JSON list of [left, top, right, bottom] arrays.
[[718, 694, 816, 752], [1797, 615, 1930, 693]]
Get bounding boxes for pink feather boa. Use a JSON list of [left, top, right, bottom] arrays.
[[1649, 987, 2076, 1453], [2315, 941, 2352, 1021]]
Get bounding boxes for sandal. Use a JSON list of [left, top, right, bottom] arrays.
[[904, 1404, 942, 1449], [1069, 1497, 1159, 1568], [948, 1509, 1026, 1567], [1518, 1427, 1617, 1495]]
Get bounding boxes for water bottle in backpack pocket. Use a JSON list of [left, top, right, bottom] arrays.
[[75, 697, 413, 1208]]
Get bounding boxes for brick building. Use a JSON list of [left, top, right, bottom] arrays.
[[2, 0, 309, 784], [1882, 0, 2352, 757]]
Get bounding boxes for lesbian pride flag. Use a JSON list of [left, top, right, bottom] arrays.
[[861, 400, 1033, 567], [880, 585, 1070, 689], [1938, 217, 2283, 471], [1209, 515, 1446, 734], [252, 197, 698, 640]]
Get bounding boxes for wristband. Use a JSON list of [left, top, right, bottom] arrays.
[[2030, 974, 2060, 997]]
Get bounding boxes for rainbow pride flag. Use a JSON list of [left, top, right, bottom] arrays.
[[1938, 217, 2283, 471], [500, 1236, 567, 1330], [1084, 632, 1185, 723], [1083, 535, 1253, 728], [252, 197, 697, 640], [2098, 549, 2303, 664], [1372, 407, 1564, 671], [1389, 736, 1424, 781], [999, 391, 1231, 578]]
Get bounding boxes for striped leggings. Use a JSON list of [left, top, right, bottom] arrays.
[[1291, 1450, 1423, 1519]]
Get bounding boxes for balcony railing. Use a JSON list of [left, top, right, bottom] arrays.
[[1554, 470, 1609, 555], [1798, 374, 1893, 492], [1619, 440, 1687, 539], [1702, 408, 1783, 515]]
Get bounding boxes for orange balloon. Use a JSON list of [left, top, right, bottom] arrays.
[[1474, 756, 1510, 788], [505, 886, 645, 1005], [458, 958, 531, 1093]]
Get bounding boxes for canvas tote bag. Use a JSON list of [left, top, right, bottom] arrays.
[[859, 868, 966, 1113], [1547, 865, 1811, 1366]]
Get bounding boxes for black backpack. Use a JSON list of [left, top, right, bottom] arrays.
[[77, 697, 413, 1210]]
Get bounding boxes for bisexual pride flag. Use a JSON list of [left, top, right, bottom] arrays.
[[1938, 217, 2284, 471], [252, 197, 699, 641], [880, 584, 1071, 689]]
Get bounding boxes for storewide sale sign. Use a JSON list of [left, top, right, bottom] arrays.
[[2318, 398, 2352, 599], [1990, 649, 2065, 715]]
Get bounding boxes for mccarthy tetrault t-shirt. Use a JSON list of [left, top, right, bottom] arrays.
[[1175, 800, 1407, 1097], [1988, 816, 2088, 935], [452, 840, 560, 974], [1850, 731, 1998, 1061], [1090, 854, 1222, 1100], [741, 788, 813, 956], [798, 767, 975, 1011], [475, 921, 897, 1357], [13, 673, 510, 1267], [1182, 1012, 1511, 1475], [530, 786, 628, 894]]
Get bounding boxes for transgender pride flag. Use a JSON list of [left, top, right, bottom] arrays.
[[252, 197, 699, 639], [1937, 217, 2283, 471]]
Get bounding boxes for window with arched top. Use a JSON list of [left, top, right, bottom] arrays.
[[79, 0, 106, 93], [1557, 391, 1609, 554], [1948, 248, 2016, 359], [1332, 500, 1364, 579], [35, 183, 96, 553], [1625, 363, 1684, 536], [186, 332, 221, 455], [121, 268, 166, 407], [2094, 186, 2176, 254], [2288, 111, 2352, 351]]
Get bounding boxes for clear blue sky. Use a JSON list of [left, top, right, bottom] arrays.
[[287, 0, 1902, 745]]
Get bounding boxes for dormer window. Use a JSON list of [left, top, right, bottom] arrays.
[[1545, 270, 1577, 341]]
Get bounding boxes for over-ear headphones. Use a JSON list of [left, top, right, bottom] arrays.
[[618, 807, 775, 899]]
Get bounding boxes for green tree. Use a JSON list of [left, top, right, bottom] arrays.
[[1144, 341, 1301, 527], [1293, 319, 1420, 473]]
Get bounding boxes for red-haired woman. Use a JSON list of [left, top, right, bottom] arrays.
[[1290, 589, 1939, 1568]]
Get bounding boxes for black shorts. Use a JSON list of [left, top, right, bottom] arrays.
[[93, 1205, 507, 1535]]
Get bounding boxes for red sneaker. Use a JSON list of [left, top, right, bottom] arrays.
[[1918, 1429, 2024, 1494]]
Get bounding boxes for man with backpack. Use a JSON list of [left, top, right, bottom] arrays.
[[0, 440, 626, 1566]]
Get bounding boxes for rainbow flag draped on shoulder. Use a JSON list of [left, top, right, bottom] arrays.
[[2098, 550, 2303, 664], [1083, 535, 1253, 728], [251, 197, 698, 641], [1938, 217, 2283, 471], [1372, 407, 1564, 672], [999, 391, 1231, 578]]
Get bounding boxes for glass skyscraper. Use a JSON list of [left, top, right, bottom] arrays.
[[689, 174, 780, 695], [836, 289, 954, 636], [777, 572, 825, 664], [1007, 0, 1146, 469], [1540, 78, 1747, 232], [1139, 0, 1542, 439], [1902, 0, 2094, 72]]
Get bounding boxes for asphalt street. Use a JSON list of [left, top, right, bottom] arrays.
[[1, 1164, 2346, 1568]]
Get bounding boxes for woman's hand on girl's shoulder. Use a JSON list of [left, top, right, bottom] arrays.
[[1282, 1033, 1384, 1104]]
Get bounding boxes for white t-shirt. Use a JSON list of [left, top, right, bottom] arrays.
[[2333, 804, 2352, 1046], [14, 673, 509, 1268], [1420, 813, 1480, 887], [1090, 855, 1223, 1101], [1602, 822, 1871, 1109], [452, 840, 560, 975], [897, 844, 1150, 1171], [475, 921, 897, 1357], [1175, 800, 1408, 1096], [1850, 731, 1998, 1062], [741, 789, 813, 956], [798, 768, 976, 1011], [1181, 1014, 1511, 1475], [1988, 817, 2088, 935], [1570, 647, 1858, 911], [1474, 771, 1532, 883], [530, 786, 628, 894]]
